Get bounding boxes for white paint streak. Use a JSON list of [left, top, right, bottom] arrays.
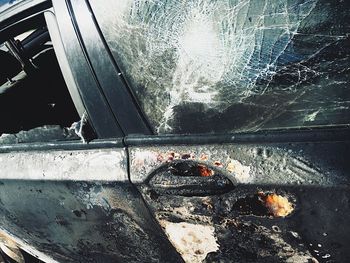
[[226, 159, 252, 183], [160, 221, 219, 263], [0, 149, 127, 181]]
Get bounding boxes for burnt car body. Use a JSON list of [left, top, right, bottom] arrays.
[[0, 0, 349, 262]]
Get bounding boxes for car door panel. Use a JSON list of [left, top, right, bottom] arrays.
[[128, 136, 350, 262], [1, 2, 183, 261], [0, 142, 183, 263]]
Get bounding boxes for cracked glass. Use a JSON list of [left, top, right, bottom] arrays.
[[90, 0, 350, 134]]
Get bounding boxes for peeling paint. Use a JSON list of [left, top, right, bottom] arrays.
[[0, 231, 25, 263], [159, 221, 219, 263], [264, 226, 318, 263], [139, 184, 322, 262], [226, 159, 252, 183]]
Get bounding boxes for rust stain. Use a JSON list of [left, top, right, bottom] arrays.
[[213, 161, 223, 167], [259, 192, 294, 217], [167, 152, 175, 162], [198, 164, 214, 177], [140, 150, 252, 182], [166, 152, 195, 162]]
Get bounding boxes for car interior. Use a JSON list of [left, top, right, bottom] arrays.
[[0, 12, 79, 139]]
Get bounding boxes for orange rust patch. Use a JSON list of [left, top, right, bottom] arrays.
[[198, 164, 214, 177], [259, 192, 294, 217], [167, 152, 175, 162]]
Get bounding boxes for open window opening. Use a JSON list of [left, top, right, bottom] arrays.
[[0, 12, 82, 144]]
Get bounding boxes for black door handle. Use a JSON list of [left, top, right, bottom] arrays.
[[146, 160, 235, 196]]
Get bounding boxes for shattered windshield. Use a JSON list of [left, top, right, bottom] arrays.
[[90, 0, 350, 134]]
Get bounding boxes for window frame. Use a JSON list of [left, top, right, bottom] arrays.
[[55, 0, 153, 138], [0, 1, 123, 143], [50, 0, 125, 139]]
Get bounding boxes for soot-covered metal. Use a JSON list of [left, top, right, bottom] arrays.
[[0, 148, 183, 262], [130, 141, 350, 262]]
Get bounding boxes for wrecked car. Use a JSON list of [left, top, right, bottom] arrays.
[[0, 0, 349, 262]]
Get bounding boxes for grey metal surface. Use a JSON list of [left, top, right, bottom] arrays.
[[51, 0, 123, 138], [0, 146, 183, 262], [0, 148, 128, 181], [129, 140, 350, 262], [129, 142, 350, 186]]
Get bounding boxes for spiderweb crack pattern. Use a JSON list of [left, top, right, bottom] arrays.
[[91, 0, 350, 133]]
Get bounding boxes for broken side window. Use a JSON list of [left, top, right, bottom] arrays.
[[90, 0, 350, 134], [0, 13, 83, 144]]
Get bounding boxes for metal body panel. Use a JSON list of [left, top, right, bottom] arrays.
[[69, 0, 152, 135], [129, 139, 350, 262], [0, 146, 182, 262], [129, 141, 350, 186], [0, 0, 349, 262], [0, 148, 128, 181], [51, 0, 122, 138], [0, 181, 183, 262]]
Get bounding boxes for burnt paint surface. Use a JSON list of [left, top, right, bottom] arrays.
[[0, 181, 183, 263], [0, 147, 183, 262], [130, 141, 350, 262]]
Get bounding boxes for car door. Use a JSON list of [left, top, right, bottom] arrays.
[[87, 0, 350, 262], [126, 130, 350, 263], [0, 2, 182, 262]]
